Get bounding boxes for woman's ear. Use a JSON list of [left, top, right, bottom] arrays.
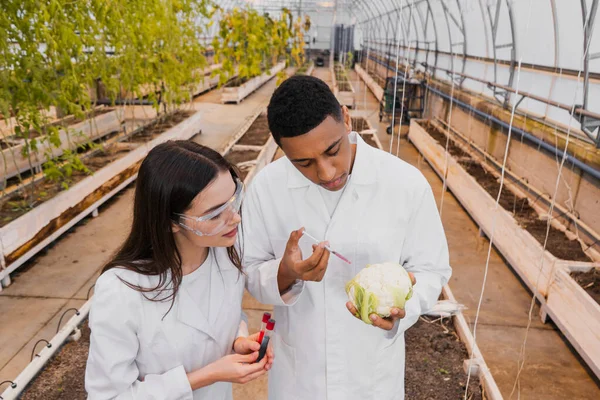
[[342, 105, 352, 133], [171, 221, 181, 234]]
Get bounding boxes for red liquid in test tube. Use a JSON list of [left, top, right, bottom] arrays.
[[258, 312, 271, 344]]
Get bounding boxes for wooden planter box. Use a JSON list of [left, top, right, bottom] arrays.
[[221, 62, 285, 104], [190, 64, 223, 97], [0, 111, 204, 285], [331, 64, 355, 109], [1, 109, 124, 181], [355, 64, 384, 102], [408, 118, 600, 379], [221, 109, 277, 186], [441, 285, 503, 400]]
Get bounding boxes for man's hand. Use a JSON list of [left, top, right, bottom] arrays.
[[346, 272, 417, 331], [277, 228, 330, 292]]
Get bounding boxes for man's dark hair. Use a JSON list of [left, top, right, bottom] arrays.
[[267, 75, 343, 145]]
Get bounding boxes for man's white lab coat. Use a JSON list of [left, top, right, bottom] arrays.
[[242, 132, 452, 400]]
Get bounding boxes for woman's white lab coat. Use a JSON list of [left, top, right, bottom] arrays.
[[242, 132, 452, 400], [85, 248, 248, 400]]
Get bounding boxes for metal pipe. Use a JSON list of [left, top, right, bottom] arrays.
[[0, 301, 91, 400], [364, 54, 600, 180], [426, 85, 600, 182]]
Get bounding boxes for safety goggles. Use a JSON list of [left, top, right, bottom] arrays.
[[174, 178, 244, 237]]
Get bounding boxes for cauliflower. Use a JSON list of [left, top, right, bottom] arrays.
[[345, 262, 414, 325]]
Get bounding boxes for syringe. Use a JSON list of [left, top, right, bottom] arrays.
[[301, 231, 352, 265]]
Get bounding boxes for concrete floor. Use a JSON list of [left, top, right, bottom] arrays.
[[1, 67, 598, 399]]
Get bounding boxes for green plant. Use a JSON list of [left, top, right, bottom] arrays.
[[212, 7, 305, 87], [0, 0, 213, 210], [345, 51, 354, 70]]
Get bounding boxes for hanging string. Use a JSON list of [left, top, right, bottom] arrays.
[[509, 8, 595, 398], [395, 0, 417, 158], [388, 0, 406, 154], [438, 11, 458, 218], [463, 1, 535, 398]]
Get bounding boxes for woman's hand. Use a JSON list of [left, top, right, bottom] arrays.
[[208, 352, 267, 384], [233, 332, 275, 371], [188, 351, 267, 389]]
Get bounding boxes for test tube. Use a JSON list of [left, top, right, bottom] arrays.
[[258, 312, 271, 344], [257, 319, 276, 363]]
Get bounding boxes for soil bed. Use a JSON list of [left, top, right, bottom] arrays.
[[225, 149, 260, 166], [236, 115, 270, 146], [0, 110, 193, 228], [20, 317, 483, 400], [359, 134, 379, 149], [20, 321, 91, 399], [423, 122, 591, 262], [405, 316, 482, 400], [351, 117, 370, 132], [2, 108, 114, 144], [570, 269, 600, 305]]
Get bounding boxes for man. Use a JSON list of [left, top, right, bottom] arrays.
[[242, 75, 451, 400]]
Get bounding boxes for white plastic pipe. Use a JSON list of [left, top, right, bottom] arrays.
[[0, 300, 91, 400]]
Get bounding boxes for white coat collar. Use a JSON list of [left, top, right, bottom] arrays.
[[286, 131, 378, 188]]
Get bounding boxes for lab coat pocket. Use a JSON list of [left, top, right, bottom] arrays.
[[270, 333, 297, 399]]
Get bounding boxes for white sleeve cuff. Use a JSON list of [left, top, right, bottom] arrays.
[[388, 295, 422, 340], [144, 365, 192, 400], [263, 258, 305, 306]]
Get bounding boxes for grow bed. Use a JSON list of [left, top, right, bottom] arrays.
[[405, 316, 483, 400], [19, 321, 91, 399], [223, 111, 276, 184], [409, 118, 600, 379], [1, 107, 123, 181], [0, 111, 192, 228], [571, 268, 600, 305], [0, 109, 201, 288], [355, 64, 384, 102], [351, 117, 370, 132], [235, 115, 270, 146], [423, 121, 590, 262], [331, 64, 355, 109], [221, 62, 286, 104]]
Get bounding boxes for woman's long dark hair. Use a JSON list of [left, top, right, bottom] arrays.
[[103, 140, 243, 304]]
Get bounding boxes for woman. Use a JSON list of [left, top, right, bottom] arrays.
[[85, 140, 273, 399]]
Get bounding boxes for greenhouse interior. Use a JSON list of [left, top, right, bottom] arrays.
[[1, 0, 599, 399]]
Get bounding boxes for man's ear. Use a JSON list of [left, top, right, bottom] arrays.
[[342, 105, 352, 133]]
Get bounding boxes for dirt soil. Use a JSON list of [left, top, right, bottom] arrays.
[[20, 321, 91, 400], [570, 269, 600, 305], [360, 134, 379, 149], [236, 115, 270, 146], [0, 110, 194, 228], [20, 317, 483, 400], [405, 316, 483, 400], [352, 117, 370, 132], [424, 122, 591, 262], [225, 149, 260, 166]]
